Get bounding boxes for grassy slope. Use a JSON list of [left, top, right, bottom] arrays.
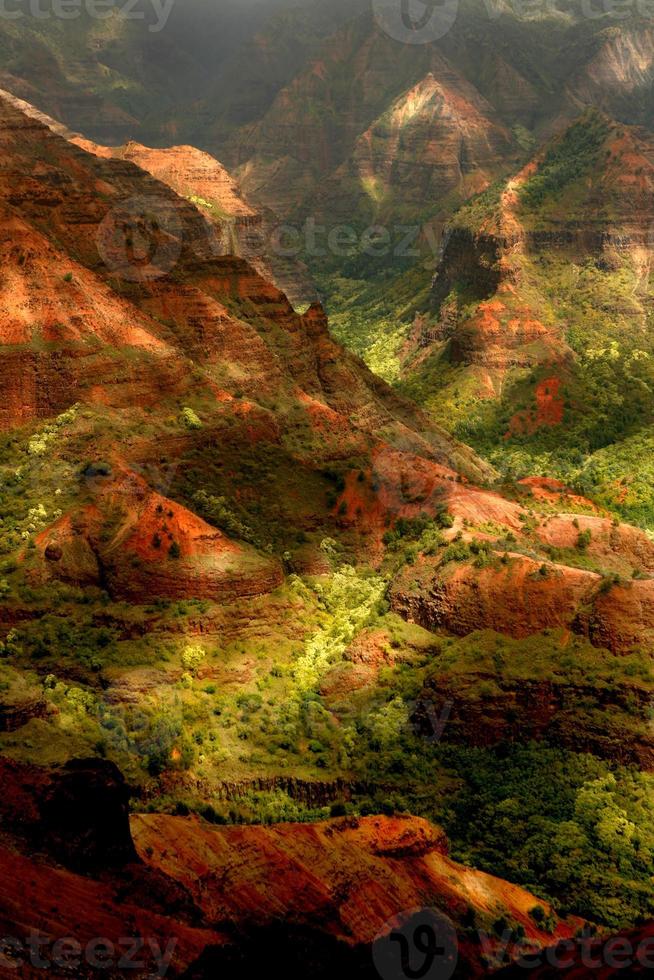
[[392, 113, 654, 527]]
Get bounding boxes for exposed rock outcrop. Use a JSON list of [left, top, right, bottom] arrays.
[[392, 552, 600, 640], [0, 694, 48, 733], [71, 135, 318, 310], [35, 469, 284, 603], [132, 811, 580, 974], [391, 538, 654, 656], [0, 757, 581, 979], [316, 70, 518, 226], [414, 675, 654, 770]]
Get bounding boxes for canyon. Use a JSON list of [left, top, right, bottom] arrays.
[[1, 3, 654, 974]]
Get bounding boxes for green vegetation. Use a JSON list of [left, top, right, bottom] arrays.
[[188, 195, 215, 211], [396, 232, 654, 528], [6, 7, 654, 947], [2, 401, 654, 936], [423, 627, 654, 707], [451, 179, 504, 233], [439, 746, 654, 929], [179, 406, 203, 430], [520, 111, 610, 212], [315, 262, 432, 384], [181, 644, 206, 676], [192, 490, 255, 543], [292, 567, 386, 693]]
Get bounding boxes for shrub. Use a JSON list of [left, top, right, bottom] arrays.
[[179, 407, 203, 430], [441, 540, 471, 564], [181, 644, 206, 676], [577, 529, 592, 551], [192, 490, 253, 542]]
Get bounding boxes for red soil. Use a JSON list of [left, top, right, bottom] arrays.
[[36, 469, 284, 603], [0, 846, 222, 979], [392, 552, 600, 640], [537, 513, 654, 574], [335, 444, 524, 556], [519, 477, 598, 511], [507, 377, 565, 437], [131, 813, 579, 953]]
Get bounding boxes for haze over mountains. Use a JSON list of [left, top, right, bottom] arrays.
[[2, 1, 654, 976], [6, 1, 654, 201]]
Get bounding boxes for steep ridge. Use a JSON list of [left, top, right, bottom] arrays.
[[3, 77, 654, 960], [0, 86, 317, 310], [76, 138, 318, 311], [566, 24, 654, 127], [0, 755, 581, 978], [401, 110, 654, 501], [315, 71, 517, 228], [426, 107, 654, 355], [132, 811, 581, 977], [229, 15, 519, 224], [0, 87, 491, 483]]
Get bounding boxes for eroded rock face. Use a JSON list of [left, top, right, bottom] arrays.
[[392, 553, 600, 640], [71, 136, 318, 310], [35, 469, 284, 604], [390, 539, 654, 656], [409, 112, 654, 406], [567, 26, 654, 124], [0, 695, 48, 733], [0, 88, 487, 485], [414, 676, 654, 770], [586, 579, 654, 655], [131, 811, 579, 973], [0, 843, 221, 978], [316, 70, 517, 226], [0, 755, 582, 979]]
